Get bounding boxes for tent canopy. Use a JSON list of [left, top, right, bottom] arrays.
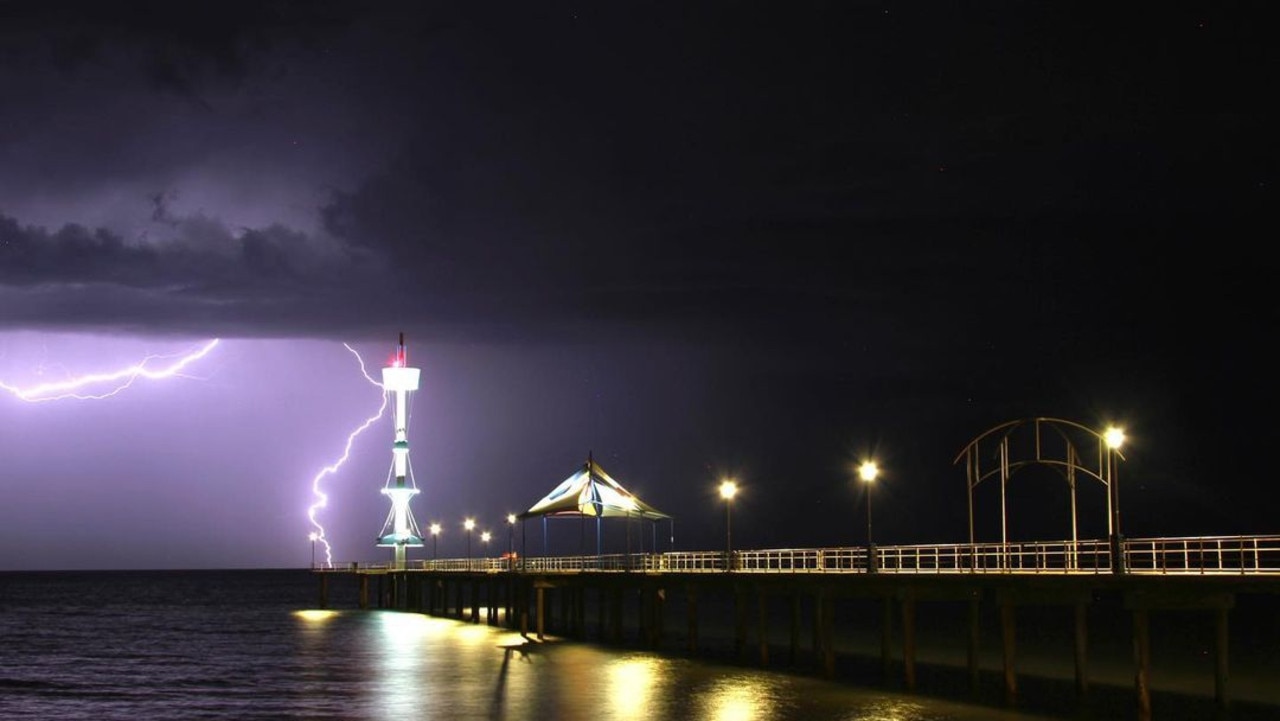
[[518, 456, 672, 521]]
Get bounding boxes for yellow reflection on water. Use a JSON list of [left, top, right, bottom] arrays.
[[293, 609, 339, 623], [850, 697, 930, 721], [605, 656, 663, 719], [372, 612, 444, 715], [454, 622, 493, 647], [374, 611, 458, 644], [698, 676, 780, 721]]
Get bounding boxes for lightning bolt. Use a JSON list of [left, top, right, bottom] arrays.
[[0, 339, 221, 402], [306, 343, 387, 569]]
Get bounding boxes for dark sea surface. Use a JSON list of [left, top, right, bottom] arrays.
[[1, 570, 1277, 720]]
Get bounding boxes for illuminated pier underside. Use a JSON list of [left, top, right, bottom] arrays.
[[376, 335, 424, 569]]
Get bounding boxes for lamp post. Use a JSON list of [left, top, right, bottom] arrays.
[[506, 514, 517, 570], [429, 523, 441, 561], [464, 517, 476, 569], [859, 461, 879, 572], [308, 532, 318, 570], [1105, 427, 1126, 574], [719, 479, 737, 571]]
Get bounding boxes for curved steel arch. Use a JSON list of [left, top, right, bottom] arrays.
[[953, 417, 1126, 571]]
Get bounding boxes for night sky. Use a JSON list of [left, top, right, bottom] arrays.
[[1, 2, 1274, 570]]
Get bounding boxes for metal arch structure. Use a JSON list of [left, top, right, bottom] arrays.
[[953, 417, 1126, 572]]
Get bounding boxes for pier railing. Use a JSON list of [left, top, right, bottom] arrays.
[[331, 533, 1280, 576]]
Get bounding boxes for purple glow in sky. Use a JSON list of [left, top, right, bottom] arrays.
[[305, 343, 387, 569], [1, 337, 220, 401], [1, 3, 1275, 569]]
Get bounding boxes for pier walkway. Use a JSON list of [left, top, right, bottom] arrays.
[[316, 533, 1280, 721], [334, 533, 1280, 576], [314, 419, 1280, 720]]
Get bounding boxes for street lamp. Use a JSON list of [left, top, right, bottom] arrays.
[[464, 518, 476, 569], [1105, 427, 1126, 574], [429, 523, 441, 560], [481, 531, 492, 562], [506, 514, 517, 569], [719, 479, 737, 571], [308, 532, 318, 569], [859, 461, 879, 572]]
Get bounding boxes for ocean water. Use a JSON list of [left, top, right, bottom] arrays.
[[0, 570, 1276, 720]]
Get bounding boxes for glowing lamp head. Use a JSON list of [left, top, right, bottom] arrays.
[[1105, 427, 1126, 450], [481, 531, 491, 543], [719, 479, 737, 500], [464, 518, 476, 531], [430, 523, 442, 536], [506, 514, 516, 525], [308, 532, 319, 542], [858, 461, 879, 484]]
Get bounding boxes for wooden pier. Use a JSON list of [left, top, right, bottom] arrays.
[[314, 534, 1280, 720]]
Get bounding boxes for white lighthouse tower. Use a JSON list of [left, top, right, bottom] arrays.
[[376, 333, 425, 569]]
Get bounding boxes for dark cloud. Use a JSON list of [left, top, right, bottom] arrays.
[[2, 3, 1272, 342], [0, 2, 1275, 551]]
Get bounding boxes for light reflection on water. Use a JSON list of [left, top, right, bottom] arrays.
[[604, 655, 667, 718], [373, 612, 440, 717], [697, 674, 781, 721], [294, 610, 1045, 721], [7, 571, 1273, 721]]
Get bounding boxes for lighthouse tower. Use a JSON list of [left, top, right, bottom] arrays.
[[376, 333, 425, 569]]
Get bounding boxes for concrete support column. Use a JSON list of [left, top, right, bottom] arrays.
[[880, 596, 893, 679], [489, 578, 499, 625], [789, 592, 801, 665], [811, 592, 822, 664], [559, 586, 571, 634], [821, 593, 835, 678], [575, 586, 586, 638], [734, 586, 747, 660], [598, 587, 607, 640], [1133, 608, 1151, 721], [687, 585, 699, 653], [610, 587, 623, 643], [1215, 606, 1230, 710], [506, 576, 515, 628], [1000, 596, 1017, 705], [519, 581, 530, 637], [757, 588, 769, 666], [638, 586, 650, 646], [902, 594, 917, 691], [1074, 600, 1089, 695], [536, 585, 546, 641], [654, 586, 666, 646], [637, 586, 650, 648], [967, 597, 980, 693]]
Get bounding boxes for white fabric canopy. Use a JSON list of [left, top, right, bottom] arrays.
[[518, 456, 671, 521]]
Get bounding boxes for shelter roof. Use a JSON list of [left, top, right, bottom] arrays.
[[518, 456, 671, 521]]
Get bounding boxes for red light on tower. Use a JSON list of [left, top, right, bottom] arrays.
[[387, 333, 408, 368]]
